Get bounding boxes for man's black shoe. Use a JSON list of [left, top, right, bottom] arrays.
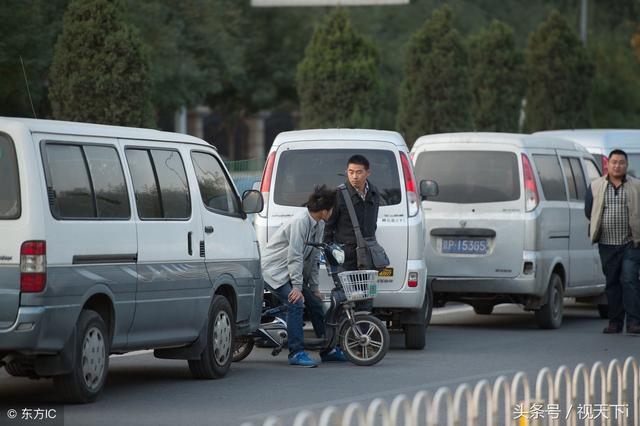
[[627, 324, 640, 334], [603, 323, 623, 334]]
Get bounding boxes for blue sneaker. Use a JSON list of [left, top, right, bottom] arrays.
[[321, 347, 347, 362], [288, 351, 318, 367]]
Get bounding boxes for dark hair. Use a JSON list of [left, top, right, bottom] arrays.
[[347, 154, 370, 170], [307, 185, 336, 212], [609, 149, 628, 161]]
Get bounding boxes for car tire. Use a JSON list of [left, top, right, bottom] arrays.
[[232, 336, 255, 363], [535, 273, 564, 329], [189, 295, 234, 379], [4, 361, 35, 378], [404, 323, 426, 350], [597, 304, 609, 319], [53, 310, 109, 403]]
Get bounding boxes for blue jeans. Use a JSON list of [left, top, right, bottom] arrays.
[[266, 282, 305, 356], [598, 243, 640, 328], [302, 287, 326, 338]]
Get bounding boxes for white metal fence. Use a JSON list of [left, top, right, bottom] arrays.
[[242, 356, 639, 426]]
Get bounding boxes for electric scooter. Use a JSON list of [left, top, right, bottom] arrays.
[[232, 242, 389, 366]]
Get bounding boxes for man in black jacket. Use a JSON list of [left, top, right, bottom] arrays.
[[323, 154, 381, 272]]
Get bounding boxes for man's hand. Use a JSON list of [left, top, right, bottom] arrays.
[[289, 287, 304, 303]]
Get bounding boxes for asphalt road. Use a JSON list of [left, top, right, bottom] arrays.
[[1, 302, 638, 426]]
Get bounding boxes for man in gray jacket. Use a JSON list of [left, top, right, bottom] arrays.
[[585, 149, 640, 334], [261, 185, 345, 366]]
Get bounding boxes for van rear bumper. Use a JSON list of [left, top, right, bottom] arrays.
[[431, 274, 544, 297], [0, 305, 78, 354]]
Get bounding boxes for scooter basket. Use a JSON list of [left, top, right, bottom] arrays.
[[337, 270, 379, 301]]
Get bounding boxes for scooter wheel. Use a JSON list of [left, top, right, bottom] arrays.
[[339, 314, 389, 366], [232, 336, 255, 362]]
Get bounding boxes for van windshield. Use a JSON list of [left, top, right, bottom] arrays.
[[0, 134, 20, 219], [273, 149, 401, 207], [414, 150, 520, 204]]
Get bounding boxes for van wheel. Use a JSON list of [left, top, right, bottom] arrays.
[[53, 310, 109, 403], [473, 303, 494, 315], [189, 295, 234, 379], [404, 323, 426, 350], [535, 274, 564, 329], [597, 304, 609, 319]]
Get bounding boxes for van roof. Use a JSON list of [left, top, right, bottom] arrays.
[[271, 128, 407, 149], [0, 116, 211, 147], [534, 129, 640, 150], [412, 132, 589, 153]]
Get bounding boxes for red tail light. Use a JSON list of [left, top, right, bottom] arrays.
[[601, 155, 608, 175], [260, 152, 276, 193], [400, 152, 420, 217], [20, 241, 46, 293], [521, 154, 539, 212], [408, 272, 418, 288]]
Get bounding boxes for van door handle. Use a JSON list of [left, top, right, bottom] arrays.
[[187, 232, 193, 256], [204, 226, 214, 234]]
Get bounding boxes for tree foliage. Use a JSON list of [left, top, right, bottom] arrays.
[[296, 8, 381, 129], [396, 5, 472, 146], [49, 0, 154, 127], [523, 10, 594, 132], [469, 20, 524, 132]]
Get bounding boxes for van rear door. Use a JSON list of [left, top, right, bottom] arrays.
[[268, 142, 408, 292], [414, 147, 524, 279], [0, 133, 22, 328]]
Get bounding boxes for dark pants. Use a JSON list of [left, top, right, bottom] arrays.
[[302, 287, 325, 338], [340, 244, 373, 312], [598, 243, 640, 328]]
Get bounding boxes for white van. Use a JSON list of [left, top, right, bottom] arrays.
[[411, 133, 606, 329], [253, 129, 432, 349], [0, 117, 264, 402], [535, 129, 640, 176]]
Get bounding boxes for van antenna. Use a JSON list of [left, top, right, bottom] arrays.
[[20, 56, 37, 119]]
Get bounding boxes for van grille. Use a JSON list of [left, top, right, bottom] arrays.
[[199, 241, 205, 258]]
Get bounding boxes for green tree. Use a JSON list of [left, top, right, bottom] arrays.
[[49, 0, 154, 127], [396, 5, 472, 146], [296, 8, 381, 129], [523, 10, 594, 132], [469, 20, 524, 132]]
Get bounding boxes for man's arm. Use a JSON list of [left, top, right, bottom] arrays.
[[585, 184, 593, 220], [287, 218, 306, 290]]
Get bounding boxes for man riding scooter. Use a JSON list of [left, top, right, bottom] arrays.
[[260, 185, 347, 367]]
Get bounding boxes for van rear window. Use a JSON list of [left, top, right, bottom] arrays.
[[0, 134, 20, 219], [414, 151, 520, 204], [273, 149, 401, 207]]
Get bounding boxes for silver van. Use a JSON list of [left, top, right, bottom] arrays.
[[536, 129, 640, 176], [0, 118, 264, 402], [253, 129, 431, 349], [411, 133, 606, 328]]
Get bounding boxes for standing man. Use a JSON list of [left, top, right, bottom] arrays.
[[585, 149, 640, 334], [261, 185, 344, 367], [324, 155, 381, 309]]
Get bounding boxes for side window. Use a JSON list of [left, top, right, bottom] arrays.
[[126, 148, 191, 220], [561, 158, 578, 200], [84, 146, 130, 218], [584, 158, 601, 182], [532, 154, 566, 201], [570, 158, 587, 200], [0, 134, 21, 219], [126, 149, 162, 219], [191, 151, 239, 215], [150, 150, 190, 219], [46, 144, 95, 218]]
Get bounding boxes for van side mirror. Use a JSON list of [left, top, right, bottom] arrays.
[[420, 180, 438, 200], [242, 189, 264, 214]]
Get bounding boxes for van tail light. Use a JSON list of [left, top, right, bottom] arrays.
[[521, 154, 539, 212], [408, 271, 419, 288], [600, 155, 608, 175], [400, 152, 419, 217], [20, 241, 47, 293], [258, 152, 276, 218]]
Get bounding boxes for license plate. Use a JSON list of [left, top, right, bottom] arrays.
[[378, 267, 393, 277], [441, 238, 488, 254]]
